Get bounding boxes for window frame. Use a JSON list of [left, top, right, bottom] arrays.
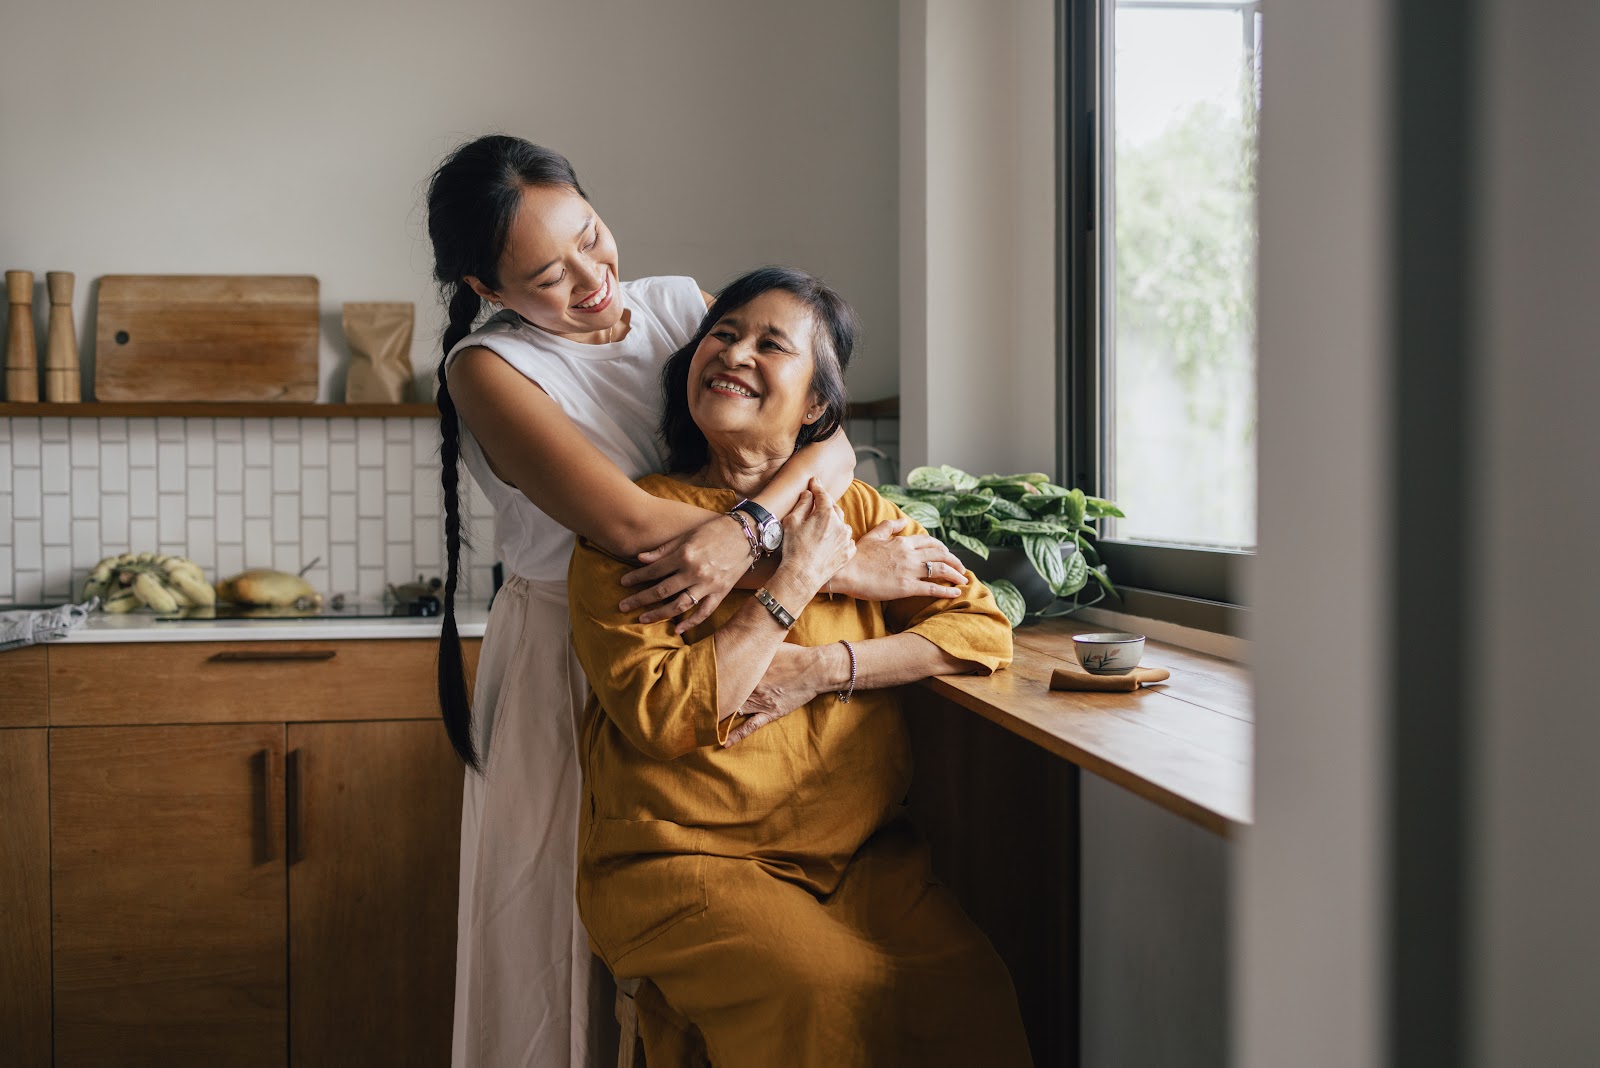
[[1056, 0, 1254, 632]]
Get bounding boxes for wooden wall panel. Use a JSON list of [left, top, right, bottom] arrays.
[[906, 692, 1079, 1068]]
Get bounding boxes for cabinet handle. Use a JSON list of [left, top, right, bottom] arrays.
[[286, 748, 305, 864], [209, 650, 337, 663], [252, 748, 275, 865]]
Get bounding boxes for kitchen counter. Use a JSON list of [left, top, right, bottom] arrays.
[[54, 606, 492, 643]]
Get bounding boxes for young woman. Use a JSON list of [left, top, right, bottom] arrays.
[[425, 136, 968, 1068]]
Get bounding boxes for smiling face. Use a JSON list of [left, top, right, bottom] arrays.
[[686, 289, 829, 458], [464, 183, 622, 341]]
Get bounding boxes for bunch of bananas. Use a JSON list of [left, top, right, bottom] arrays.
[[82, 553, 216, 614]]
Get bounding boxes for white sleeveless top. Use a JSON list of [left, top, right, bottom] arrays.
[[445, 275, 707, 585]]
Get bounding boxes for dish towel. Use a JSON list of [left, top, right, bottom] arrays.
[[0, 599, 96, 653]]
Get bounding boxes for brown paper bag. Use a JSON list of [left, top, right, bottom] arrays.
[[343, 302, 415, 403]]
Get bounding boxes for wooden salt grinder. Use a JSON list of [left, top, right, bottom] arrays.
[[5, 269, 39, 402], [44, 271, 81, 402]]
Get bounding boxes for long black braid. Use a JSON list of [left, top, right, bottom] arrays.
[[426, 135, 586, 770]]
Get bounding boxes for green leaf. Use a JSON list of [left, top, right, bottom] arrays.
[[906, 466, 952, 491], [1084, 495, 1125, 518], [877, 482, 908, 499], [991, 472, 1051, 485], [939, 465, 981, 492], [947, 530, 990, 560], [1057, 547, 1089, 597], [983, 480, 1037, 501], [1020, 494, 1066, 516], [1087, 564, 1118, 598], [989, 518, 1074, 536], [900, 500, 943, 529], [1035, 482, 1070, 496], [987, 497, 1033, 521], [987, 579, 1027, 628], [1021, 535, 1069, 593], [1064, 488, 1087, 528], [949, 493, 996, 517]]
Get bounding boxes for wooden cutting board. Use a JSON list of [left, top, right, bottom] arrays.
[[95, 275, 320, 402]]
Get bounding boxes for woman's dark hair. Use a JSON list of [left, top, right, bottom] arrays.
[[660, 266, 857, 474], [427, 135, 586, 770]]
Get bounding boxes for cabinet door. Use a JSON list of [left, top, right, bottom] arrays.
[[51, 725, 288, 1067], [0, 729, 50, 1067], [287, 720, 464, 1067]]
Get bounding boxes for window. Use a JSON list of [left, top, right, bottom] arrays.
[[1060, 0, 1260, 620]]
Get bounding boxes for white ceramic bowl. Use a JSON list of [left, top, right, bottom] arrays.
[[1070, 632, 1146, 675]]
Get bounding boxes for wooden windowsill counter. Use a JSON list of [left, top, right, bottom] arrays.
[[917, 619, 1252, 836]]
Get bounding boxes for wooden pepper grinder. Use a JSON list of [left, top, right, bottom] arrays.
[[44, 271, 81, 402], [5, 269, 39, 402]]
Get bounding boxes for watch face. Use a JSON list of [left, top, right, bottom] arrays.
[[759, 523, 783, 552]]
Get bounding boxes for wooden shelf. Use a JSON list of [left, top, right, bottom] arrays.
[[917, 618, 1252, 836], [0, 402, 436, 419], [846, 396, 899, 420]]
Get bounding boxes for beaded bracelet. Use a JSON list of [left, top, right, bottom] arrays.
[[836, 639, 857, 703]]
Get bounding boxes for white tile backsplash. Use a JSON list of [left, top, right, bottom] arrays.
[[71, 468, 99, 518], [128, 469, 158, 518], [2, 416, 474, 604]]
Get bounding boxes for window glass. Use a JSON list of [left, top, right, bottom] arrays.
[[1102, 0, 1261, 550]]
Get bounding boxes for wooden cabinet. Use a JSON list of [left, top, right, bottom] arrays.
[[0, 729, 51, 1068], [287, 721, 462, 1067], [51, 725, 289, 1067], [1, 636, 477, 1066]]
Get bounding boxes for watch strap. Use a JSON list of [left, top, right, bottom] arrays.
[[753, 587, 795, 629]]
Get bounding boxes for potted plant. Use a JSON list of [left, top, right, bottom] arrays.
[[876, 465, 1123, 627]]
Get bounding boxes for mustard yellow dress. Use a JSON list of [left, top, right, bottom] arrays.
[[567, 476, 1033, 1068]]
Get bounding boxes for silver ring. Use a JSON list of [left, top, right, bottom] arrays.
[[925, 561, 935, 578], [687, 592, 700, 607]]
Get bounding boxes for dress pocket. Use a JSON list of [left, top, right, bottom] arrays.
[[579, 818, 708, 969]]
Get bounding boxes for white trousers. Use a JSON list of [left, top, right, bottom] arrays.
[[452, 575, 616, 1067]]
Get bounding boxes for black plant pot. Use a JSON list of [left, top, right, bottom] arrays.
[[952, 542, 1079, 615]]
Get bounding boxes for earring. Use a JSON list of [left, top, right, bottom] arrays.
[[489, 301, 503, 312]]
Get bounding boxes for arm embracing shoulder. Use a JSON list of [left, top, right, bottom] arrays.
[[449, 346, 707, 557], [567, 537, 735, 760]]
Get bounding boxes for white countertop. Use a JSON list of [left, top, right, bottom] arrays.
[[55, 606, 491, 643]]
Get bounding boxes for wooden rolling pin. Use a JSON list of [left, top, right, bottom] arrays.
[[5, 269, 38, 402], [44, 271, 80, 402], [1049, 666, 1171, 693]]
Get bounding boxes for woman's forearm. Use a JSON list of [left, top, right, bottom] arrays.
[[749, 430, 855, 518], [810, 632, 978, 694]]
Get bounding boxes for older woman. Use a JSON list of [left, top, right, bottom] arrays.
[[567, 267, 1033, 1067]]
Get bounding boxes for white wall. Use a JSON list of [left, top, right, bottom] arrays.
[[903, 6, 1231, 1067], [1236, 0, 1393, 1062], [900, 0, 1057, 476], [0, 0, 900, 403]]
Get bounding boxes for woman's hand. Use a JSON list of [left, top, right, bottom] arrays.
[[828, 518, 969, 601], [725, 643, 836, 746], [619, 513, 752, 632], [771, 480, 855, 599]]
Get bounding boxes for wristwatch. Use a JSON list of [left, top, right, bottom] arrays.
[[732, 499, 783, 556], [754, 587, 796, 629]]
